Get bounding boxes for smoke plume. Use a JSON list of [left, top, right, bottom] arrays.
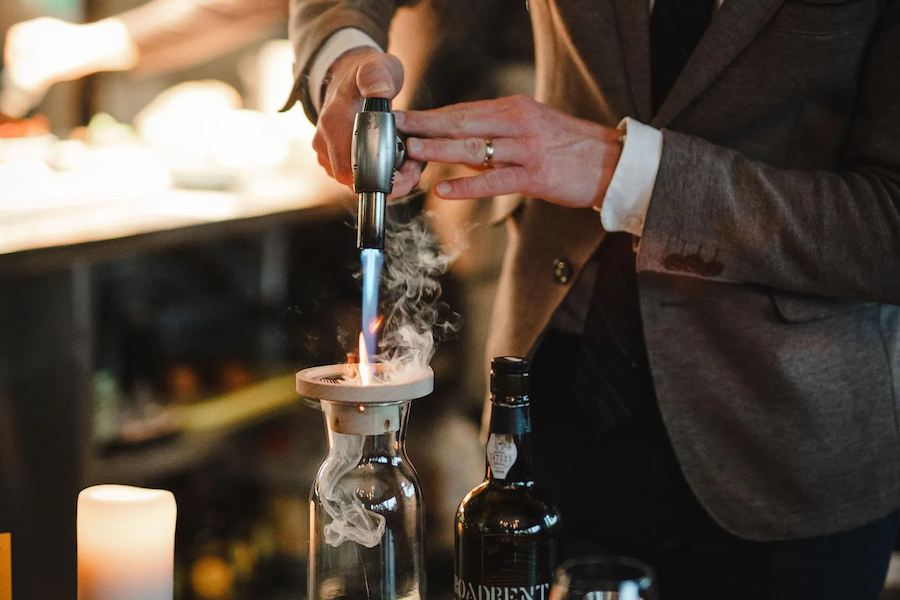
[[374, 211, 461, 382]]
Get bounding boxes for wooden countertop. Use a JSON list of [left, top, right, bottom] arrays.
[[0, 167, 354, 275]]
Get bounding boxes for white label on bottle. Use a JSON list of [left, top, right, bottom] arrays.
[[487, 434, 518, 479]]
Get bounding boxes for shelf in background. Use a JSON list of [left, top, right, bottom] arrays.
[[174, 372, 300, 433], [87, 372, 303, 484]]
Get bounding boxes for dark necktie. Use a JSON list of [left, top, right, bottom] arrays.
[[569, 0, 715, 433], [651, 0, 717, 112]]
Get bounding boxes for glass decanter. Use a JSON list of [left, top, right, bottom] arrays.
[[298, 364, 433, 600]]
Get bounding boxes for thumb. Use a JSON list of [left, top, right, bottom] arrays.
[[356, 52, 404, 99]]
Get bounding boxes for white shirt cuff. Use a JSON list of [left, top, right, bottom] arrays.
[[598, 117, 663, 237], [308, 28, 383, 113]]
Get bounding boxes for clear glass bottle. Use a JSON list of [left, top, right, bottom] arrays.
[[309, 398, 426, 600]]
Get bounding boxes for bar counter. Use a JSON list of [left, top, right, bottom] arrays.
[[0, 163, 354, 599], [0, 166, 352, 275]]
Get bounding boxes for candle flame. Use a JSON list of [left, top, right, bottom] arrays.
[[358, 332, 373, 386]]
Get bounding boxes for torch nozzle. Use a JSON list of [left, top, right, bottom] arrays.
[[357, 192, 386, 250]]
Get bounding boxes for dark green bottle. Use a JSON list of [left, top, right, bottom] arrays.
[[454, 357, 562, 600]]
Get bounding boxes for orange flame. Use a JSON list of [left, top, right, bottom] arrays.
[[358, 332, 373, 386], [368, 315, 383, 335], [345, 352, 358, 379]]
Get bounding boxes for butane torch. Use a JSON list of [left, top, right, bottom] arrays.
[[352, 97, 406, 250]]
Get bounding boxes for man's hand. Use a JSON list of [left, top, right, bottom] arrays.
[[312, 48, 422, 197], [399, 95, 622, 209], [4, 18, 137, 95]]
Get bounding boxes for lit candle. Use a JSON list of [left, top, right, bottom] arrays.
[[78, 485, 177, 600]]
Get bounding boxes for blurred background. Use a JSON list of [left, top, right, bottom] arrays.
[[9, 1, 900, 599], [0, 0, 534, 598]]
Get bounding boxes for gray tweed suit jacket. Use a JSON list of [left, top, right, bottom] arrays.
[[287, 0, 900, 540]]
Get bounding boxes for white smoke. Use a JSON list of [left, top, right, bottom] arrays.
[[317, 211, 461, 549], [318, 428, 386, 548], [374, 211, 462, 382]]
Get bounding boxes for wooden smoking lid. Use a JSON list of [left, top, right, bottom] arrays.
[[296, 363, 434, 404]]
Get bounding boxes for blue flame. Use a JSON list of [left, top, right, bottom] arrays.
[[361, 248, 383, 361]]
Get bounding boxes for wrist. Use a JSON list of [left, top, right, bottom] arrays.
[[590, 130, 624, 210], [595, 117, 662, 236]]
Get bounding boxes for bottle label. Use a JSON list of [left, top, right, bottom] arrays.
[[486, 434, 518, 480], [453, 578, 551, 600], [455, 534, 555, 600]]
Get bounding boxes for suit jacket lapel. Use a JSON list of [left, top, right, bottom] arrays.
[[650, 0, 786, 128], [612, 0, 653, 122]]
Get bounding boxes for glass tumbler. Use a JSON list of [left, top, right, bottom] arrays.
[[549, 556, 657, 600]]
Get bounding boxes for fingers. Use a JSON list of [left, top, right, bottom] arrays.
[[406, 137, 527, 168], [356, 52, 404, 100], [314, 51, 405, 187], [327, 134, 353, 185], [434, 167, 531, 200], [390, 160, 423, 198], [395, 94, 537, 138], [314, 103, 354, 184], [395, 105, 522, 139]]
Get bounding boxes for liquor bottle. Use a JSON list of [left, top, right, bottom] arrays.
[[455, 357, 562, 600]]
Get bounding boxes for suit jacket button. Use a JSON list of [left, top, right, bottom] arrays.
[[664, 254, 684, 271], [553, 258, 572, 284]]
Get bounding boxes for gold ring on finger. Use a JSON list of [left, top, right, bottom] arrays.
[[483, 139, 495, 168]]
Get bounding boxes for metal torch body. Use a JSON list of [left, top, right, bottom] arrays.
[[352, 98, 405, 250]]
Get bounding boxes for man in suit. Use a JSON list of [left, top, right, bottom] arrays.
[[285, 0, 900, 597]]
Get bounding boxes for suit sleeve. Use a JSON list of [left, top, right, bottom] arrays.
[[283, 0, 419, 121], [637, 0, 900, 306], [116, 0, 287, 75]]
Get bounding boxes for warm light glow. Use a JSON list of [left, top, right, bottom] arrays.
[[368, 316, 383, 335], [358, 332, 373, 386], [78, 484, 176, 600], [88, 486, 166, 503], [344, 352, 358, 380], [3, 17, 138, 113]]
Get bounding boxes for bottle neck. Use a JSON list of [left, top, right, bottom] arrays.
[[322, 401, 407, 457], [485, 395, 534, 486], [360, 431, 402, 453]]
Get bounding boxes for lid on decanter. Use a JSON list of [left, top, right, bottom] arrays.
[[296, 363, 434, 435], [296, 363, 434, 404]]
